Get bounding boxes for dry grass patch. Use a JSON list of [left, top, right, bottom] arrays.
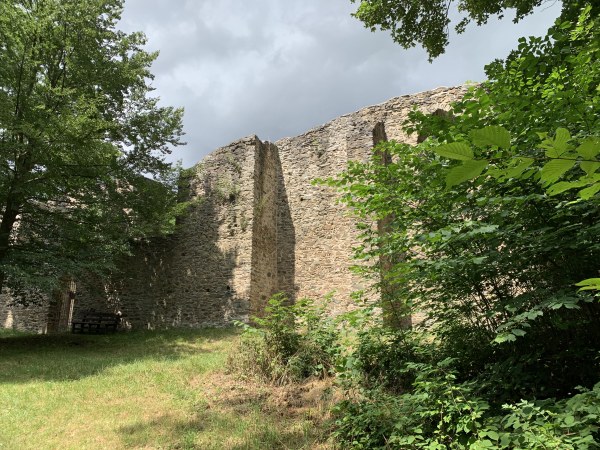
[[193, 373, 338, 449]]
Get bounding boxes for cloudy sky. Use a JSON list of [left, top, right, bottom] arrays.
[[119, 0, 562, 168]]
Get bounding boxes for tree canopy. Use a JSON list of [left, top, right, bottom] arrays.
[[350, 0, 590, 59], [0, 0, 184, 300]]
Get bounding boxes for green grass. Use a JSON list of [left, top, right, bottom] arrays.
[[0, 329, 331, 449]]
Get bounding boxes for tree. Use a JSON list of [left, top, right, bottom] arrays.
[[330, 7, 600, 447], [0, 0, 184, 300], [349, 0, 591, 59]]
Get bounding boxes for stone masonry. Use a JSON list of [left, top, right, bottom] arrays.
[[0, 86, 468, 332]]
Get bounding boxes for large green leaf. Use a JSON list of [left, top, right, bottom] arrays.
[[434, 142, 474, 161], [542, 128, 573, 158], [575, 278, 600, 291], [576, 138, 600, 160], [540, 159, 576, 185], [546, 179, 590, 196], [580, 161, 600, 176], [446, 160, 488, 188], [579, 183, 600, 200], [553, 128, 571, 154], [470, 126, 511, 149]]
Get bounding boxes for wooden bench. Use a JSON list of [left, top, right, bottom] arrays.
[[71, 311, 121, 334]]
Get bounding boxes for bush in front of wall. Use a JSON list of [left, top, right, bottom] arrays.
[[227, 294, 341, 385]]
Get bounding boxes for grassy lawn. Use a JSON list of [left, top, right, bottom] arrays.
[[0, 329, 333, 449]]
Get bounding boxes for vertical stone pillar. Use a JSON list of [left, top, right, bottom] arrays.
[[373, 122, 411, 329], [249, 140, 280, 317]]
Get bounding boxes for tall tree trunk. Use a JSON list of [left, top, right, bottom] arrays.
[[0, 145, 33, 294], [0, 193, 21, 295]]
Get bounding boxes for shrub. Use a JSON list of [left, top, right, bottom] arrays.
[[349, 326, 429, 392], [334, 363, 600, 449], [227, 294, 341, 384]]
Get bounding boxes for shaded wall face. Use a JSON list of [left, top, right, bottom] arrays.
[[0, 289, 49, 333], [76, 137, 260, 328], [250, 141, 280, 317], [75, 238, 174, 327], [276, 153, 295, 303]]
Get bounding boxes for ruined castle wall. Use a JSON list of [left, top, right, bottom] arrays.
[[273, 86, 468, 313], [0, 290, 49, 333], [1, 87, 469, 331], [76, 137, 262, 328]]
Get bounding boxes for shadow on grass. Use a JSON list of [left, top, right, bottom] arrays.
[[0, 328, 237, 384], [118, 408, 327, 450], [119, 413, 206, 449]]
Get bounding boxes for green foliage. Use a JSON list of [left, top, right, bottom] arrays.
[[330, 6, 600, 448], [339, 322, 427, 392], [349, 0, 588, 59], [334, 363, 600, 449], [437, 127, 600, 201], [227, 294, 341, 385], [0, 0, 184, 298]]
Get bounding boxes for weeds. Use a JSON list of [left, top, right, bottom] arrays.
[[227, 294, 341, 385]]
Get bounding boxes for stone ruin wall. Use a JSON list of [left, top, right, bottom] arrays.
[[0, 279, 76, 333], [75, 137, 261, 328], [1, 86, 468, 332], [0, 290, 49, 333], [273, 85, 468, 313]]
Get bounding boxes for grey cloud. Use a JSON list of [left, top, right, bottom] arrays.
[[119, 0, 562, 167]]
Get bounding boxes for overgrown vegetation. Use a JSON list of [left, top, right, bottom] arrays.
[[327, 5, 600, 448], [228, 294, 342, 385]]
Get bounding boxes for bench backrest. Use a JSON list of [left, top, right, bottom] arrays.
[[80, 312, 120, 323]]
